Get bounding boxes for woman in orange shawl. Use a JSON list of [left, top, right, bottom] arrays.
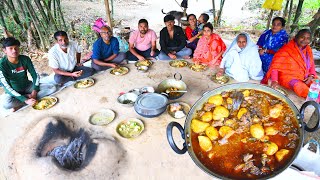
[[193, 23, 226, 67], [261, 29, 316, 98]]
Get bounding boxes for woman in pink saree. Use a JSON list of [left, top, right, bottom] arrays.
[[193, 23, 226, 67]]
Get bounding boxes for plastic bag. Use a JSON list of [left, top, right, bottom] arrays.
[[292, 139, 320, 175], [262, 0, 284, 10], [116, 36, 129, 53]]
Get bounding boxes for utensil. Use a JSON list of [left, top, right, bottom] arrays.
[[134, 93, 168, 118], [166, 83, 320, 179], [137, 65, 149, 73], [32, 96, 58, 110], [110, 66, 129, 76], [116, 118, 144, 138], [169, 60, 189, 68], [165, 90, 188, 93], [89, 109, 115, 126], [232, 91, 244, 111], [167, 102, 190, 119], [157, 73, 187, 100], [117, 92, 138, 107], [74, 78, 95, 89]]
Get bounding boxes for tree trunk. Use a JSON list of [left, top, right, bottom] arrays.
[[56, 0, 67, 30], [35, 0, 50, 26], [2, 0, 24, 29], [286, 0, 293, 30], [308, 8, 320, 36], [217, 0, 225, 26], [104, 0, 112, 28], [266, 10, 274, 30], [290, 0, 304, 33], [23, 0, 48, 50], [42, 0, 58, 31], [283, 0, 289, 18], [212, 0, 217, 27], [0, 1, 7, 29]]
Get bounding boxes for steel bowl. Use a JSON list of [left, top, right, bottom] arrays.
[[117, 92, 138, 107]]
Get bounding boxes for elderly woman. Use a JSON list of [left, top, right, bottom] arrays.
[[261, 29, 316, 98], [185, 14, 201, 52], [257, 17, 289, 74], [217, 33, 263, 82], [193, 23, 226, 67]]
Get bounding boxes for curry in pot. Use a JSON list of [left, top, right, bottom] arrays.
[[191, 89, 299, 179]]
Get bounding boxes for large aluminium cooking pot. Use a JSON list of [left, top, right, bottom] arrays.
[[166, 83, 320, 179]]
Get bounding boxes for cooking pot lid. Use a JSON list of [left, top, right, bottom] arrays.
[[136, 93, 167, 109]]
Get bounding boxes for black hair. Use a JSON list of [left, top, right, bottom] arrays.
[[187, 14, 196, 21], [164, 15, 175, 22], [200, 13, 209, 23], [272, 17, 286, 27], [138, 19, 148, 25], [53, 31, 68, 40], [1, 37, 20, 48], [295, 28, 312, 40], [203, 22, 213, 31], [237, 33, 247, 41]]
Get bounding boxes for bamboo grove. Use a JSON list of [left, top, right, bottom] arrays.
[[0, 0, 67, 50]]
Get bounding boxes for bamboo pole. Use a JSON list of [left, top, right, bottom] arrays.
[[212, 0, 216, 27], [266, 10, 274, 30], [56, 0, 67, 30], [291, 0, 304, 33], [104, 0, 112, 28], [286, 0, 293, 30], [217, 0, 225, 27], [283, 0, 289, 18]]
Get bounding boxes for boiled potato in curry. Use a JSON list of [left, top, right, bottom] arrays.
[[208, 94, 223, 106], [191, 89, 299, 179], [212, 106, 229, 120], [191, 119, 210, 133]]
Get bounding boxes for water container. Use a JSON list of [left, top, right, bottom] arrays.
[[306, 79, 320, 102]]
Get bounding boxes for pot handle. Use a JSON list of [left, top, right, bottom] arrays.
[[174, 72, 182, 81], [299, 101, 320, 132], [166, 121, 187, 154]]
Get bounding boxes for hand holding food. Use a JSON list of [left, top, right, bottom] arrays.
[[25, 98, 36, 106]]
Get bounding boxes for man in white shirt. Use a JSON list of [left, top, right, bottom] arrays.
[[48, 31, 93, 84], [126, 19, 159, 61]]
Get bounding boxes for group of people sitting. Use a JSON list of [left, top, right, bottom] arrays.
[[0, 13, 316, 112]]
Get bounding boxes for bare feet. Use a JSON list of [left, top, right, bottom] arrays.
[[183, 56, 191, 59]]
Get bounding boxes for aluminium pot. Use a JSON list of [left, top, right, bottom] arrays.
[[134, 93, 168, 118], [157, 73, 187, 100], [166, 83, 320, 179]]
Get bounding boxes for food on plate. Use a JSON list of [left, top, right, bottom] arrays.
[[74, 78, 94, 88], [167, 102, 190, 119], [117, 119, 144, 138], [135, 60, 152, 67], [190, 89, 300, 179], [110, 67, 129, 75], [169, 60, 188, 68], [212, 73, 230, 84], [33, 97, 57, 110], [189, 63, 208, 72]]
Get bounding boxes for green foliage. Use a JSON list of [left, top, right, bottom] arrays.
[[75, 23, 96, 49], [302, 0, 320, 10], [253, 23, 266, 30], [233, 25, 245, 31]]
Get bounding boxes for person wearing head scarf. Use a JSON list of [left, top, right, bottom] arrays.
[[217, 33, 263, 82], [261, 29, 316, 98]]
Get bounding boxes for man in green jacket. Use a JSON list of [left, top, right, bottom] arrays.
[[0, 37, 56, 111]]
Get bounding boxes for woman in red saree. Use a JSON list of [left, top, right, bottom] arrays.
[[261, 29, 316, 98], [193, 23, 226, 67]]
